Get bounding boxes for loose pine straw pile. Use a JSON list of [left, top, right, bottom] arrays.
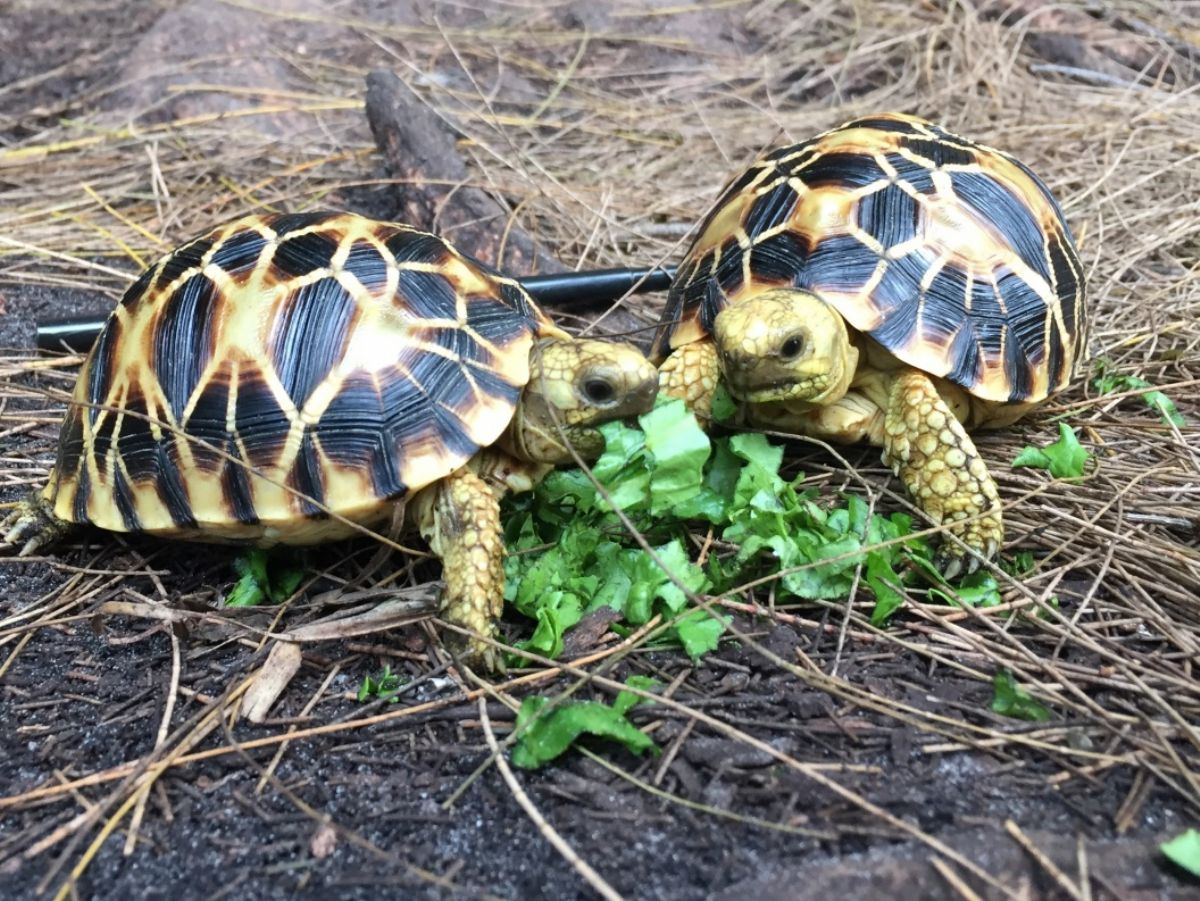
[[1, 1, 1198, 895]]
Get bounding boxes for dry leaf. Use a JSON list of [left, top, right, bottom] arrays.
[[242, 640, 303, 724], [97, 600, 191, 623], [276, 593, 437, 642], [310, 823, 337, 859]]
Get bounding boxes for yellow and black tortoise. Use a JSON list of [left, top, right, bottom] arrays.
[[3, 211, 658, 666], [654, 113, 1087, 575]]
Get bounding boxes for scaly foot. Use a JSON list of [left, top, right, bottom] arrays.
[[412, 466, 506, 671], [658, 339, 721, 425], [882, 370, 1002, 578], [2, 490, 73, 556]]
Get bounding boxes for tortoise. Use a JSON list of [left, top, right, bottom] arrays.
[[3, 211, 658, 666], [652, 113, 1087, 575]]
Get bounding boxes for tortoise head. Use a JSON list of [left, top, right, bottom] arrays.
[[712, 288, 858, 406], [506, 337, 658, 463]]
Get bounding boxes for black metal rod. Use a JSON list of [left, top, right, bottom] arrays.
[[519, 265, 674, 306], [35, 265, 676, 354]]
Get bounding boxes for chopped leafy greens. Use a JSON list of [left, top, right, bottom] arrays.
[[1160, 828, 1200, 877], [1094, 362, 1186, 427], [503, 398, 942, 658], [1001, 550, 1035, 577], [1012, 422, 1090, 481], [990, 669, 1051, 721], [223, 548, 305, 608], [709, 382, 738, 423], [511, 676, 660, 769], [928, 570, 1003, 610]]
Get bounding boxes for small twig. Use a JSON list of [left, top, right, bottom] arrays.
[[1004, 819, 1085, 901], [652, 717, 695, 786], [1077, 834, 1092, 901], [255, 664, 342, 795], [930, 857, 986, 901], [1028, 63, 1149, 89], [122, 627, 182, 854], [477, 697, 623, 901], [831, 494, 873, 676]]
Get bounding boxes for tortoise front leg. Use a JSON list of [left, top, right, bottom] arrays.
[[882, 370, 1003, 578], [658, 339, 721, 425], [2, 488, 74, 556], [411, 466, 505, 671]]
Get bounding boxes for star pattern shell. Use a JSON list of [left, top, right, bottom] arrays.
[[652, 113, 1087, 404], [45, 211, 565, 540]]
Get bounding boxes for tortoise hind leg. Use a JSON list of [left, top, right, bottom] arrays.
[[411, 466, 505, 671], [2, 490, 74, 556], [882, 369, 1002, 578], [658, 339, 721, 425]]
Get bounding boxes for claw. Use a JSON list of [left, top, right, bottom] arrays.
[[2, 519, 26, 551], [479, 644, 506, 675], [933, 536, 997, 582], [1, 492, 72, 556], [939, 555, 963, 582], [449, 634, 506, 674]]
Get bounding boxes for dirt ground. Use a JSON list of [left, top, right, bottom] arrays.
[[1, 1, 1199, 899]]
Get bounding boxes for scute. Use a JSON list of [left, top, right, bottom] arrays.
[[155, 238, 213, 292], [947, 169, 1051, 284], [150, 443, 197, 529], [396, 267, 460, 321], [47, 211, 561, 541], [654, 112, 1086, 405], [318, 373, 407, 499], [211, 228, 268, 275], [290, 434, 327, 519], [271, 229, 339, 279], [233, 369, 293, 468], [182, 368, 233, 472], [344, 240, 389, 292], [114, 395, 158, 480], [855, 183, 920, 250], [270, 277, 360, 410], [747, 230, 808, 285], [154, 271, 218, 422], [743, 180, 799, 241]]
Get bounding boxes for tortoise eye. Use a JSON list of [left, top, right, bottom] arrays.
[[583, 377, 617, 405], [779, 334, 805, 360]]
